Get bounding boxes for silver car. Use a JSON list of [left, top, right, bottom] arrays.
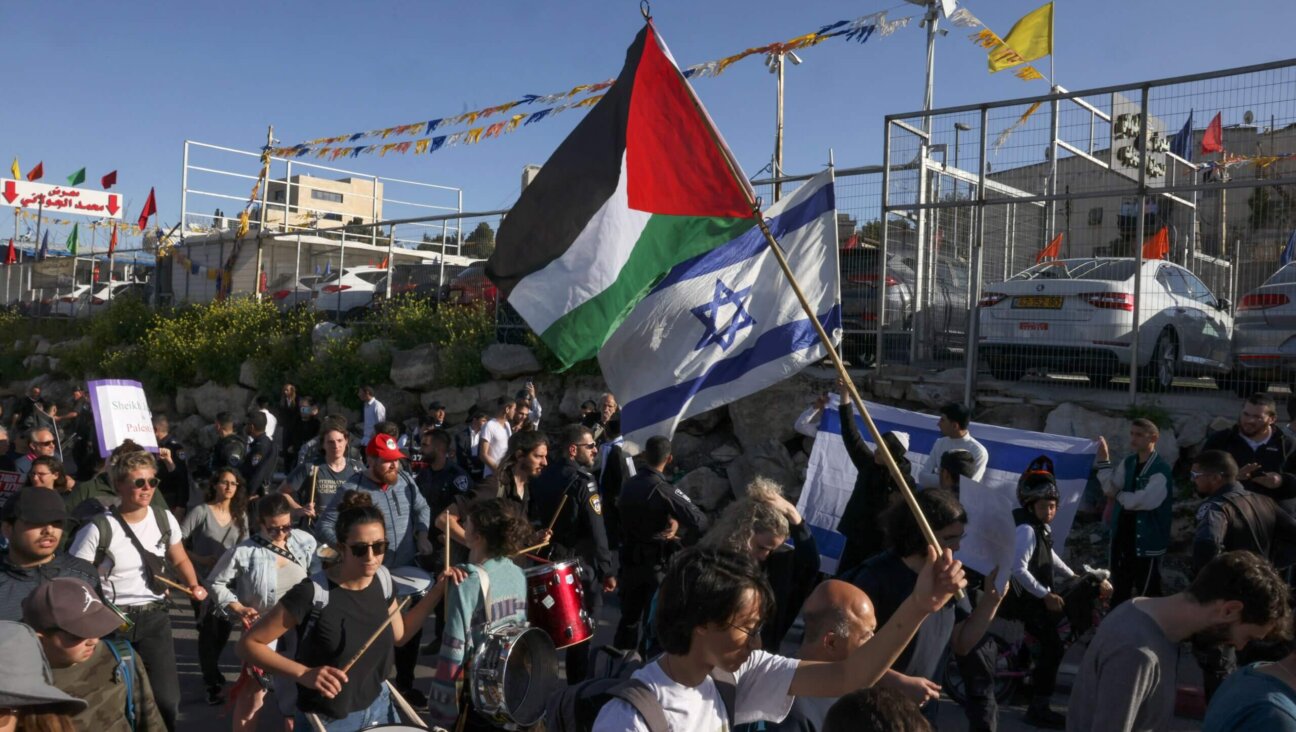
[[978, 257, 1233, 390], [1233, 262, 1296, 393]]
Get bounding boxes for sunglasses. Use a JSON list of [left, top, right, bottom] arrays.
[[131, 477, 161, 489], [262, 525, 292, 535], [347, 540, 389, 558], [31, 440, 55, 447]]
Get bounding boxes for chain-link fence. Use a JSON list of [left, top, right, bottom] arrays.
[[878, 58, 1296, 407]]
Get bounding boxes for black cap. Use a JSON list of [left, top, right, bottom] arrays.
[[2, 488, 68, 524], [428, 400, 446, 411]]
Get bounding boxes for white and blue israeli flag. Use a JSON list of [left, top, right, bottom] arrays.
[[798, 400, 1099, 575], [601, 169, 841, 451]]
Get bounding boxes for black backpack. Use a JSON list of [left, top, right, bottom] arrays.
[[544, 646, 735, 732]]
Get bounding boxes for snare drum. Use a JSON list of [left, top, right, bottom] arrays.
[[524, 560, 593, 649], [390, 566, 434, 598], [469, 624, 559, 727]]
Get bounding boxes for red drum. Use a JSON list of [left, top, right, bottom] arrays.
[[524, 560, 593, 649]]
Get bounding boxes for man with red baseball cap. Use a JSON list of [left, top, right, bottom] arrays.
[[315, 428, 435, 706], [23, 577, 167, 732]]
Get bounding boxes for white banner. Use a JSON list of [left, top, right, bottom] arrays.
[[1, 179, 123, 219], [88, 379, 157, 457]]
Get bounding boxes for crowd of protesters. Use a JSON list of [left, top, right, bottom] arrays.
[[3, 378, 1296, 732]]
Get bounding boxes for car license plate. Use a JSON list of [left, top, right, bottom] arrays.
[[1019, 322, 1049, 331], [1013, 295, 1063, 309]]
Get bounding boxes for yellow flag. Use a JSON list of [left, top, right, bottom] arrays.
[[9, 158, 19, 180], [989, 2, 1052, 72]]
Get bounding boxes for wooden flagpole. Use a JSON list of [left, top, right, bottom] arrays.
[[664, 18, 959, 595]]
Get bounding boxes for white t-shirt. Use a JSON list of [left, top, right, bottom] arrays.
[[69, 510, 183, 607], [592, 651, 799, 732], [479, 419, 513, 477], [919, 434, 989, 488]]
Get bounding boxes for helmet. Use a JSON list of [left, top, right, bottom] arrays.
[[1017, 455, 1059, 508]]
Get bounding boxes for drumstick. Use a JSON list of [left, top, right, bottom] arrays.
[[340, 596, 411, 673], [155, 575, 197, 598], [545, 493, 569, 533], [384, 681, 430, 729], [307, 713, 328, 732], [307, 465, 319, 508], [511, 540, 550, 557], [443, 509, 451, 573]]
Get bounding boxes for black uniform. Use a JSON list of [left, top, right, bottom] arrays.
[[415, 460, 473, 563], [597, 439, 629, 553], [453, 424, 484, 482], [1202, 426, 1296, 506], [531, 456, 615, 682], [156, 435, 192, 511], [241, 433, 278, 497], [1192, 480, 1296, 699], [613, 466, 708, 652]]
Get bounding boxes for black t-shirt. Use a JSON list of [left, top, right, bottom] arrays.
[[285, 460, 362, 509], [281, 575, 395, 720]]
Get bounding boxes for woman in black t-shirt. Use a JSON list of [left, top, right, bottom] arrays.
[[237, 491, 460, 731]]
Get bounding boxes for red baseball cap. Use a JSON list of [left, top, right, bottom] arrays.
[[366, 434, 406, 461]]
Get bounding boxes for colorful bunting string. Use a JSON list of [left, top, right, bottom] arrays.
[[948, 6, 1050, 151], [269, 9, 914, 159]]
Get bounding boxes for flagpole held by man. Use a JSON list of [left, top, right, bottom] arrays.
[[486, 12, 957, 591]]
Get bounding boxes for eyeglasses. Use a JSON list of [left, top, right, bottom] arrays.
[[131, 477, 161, 489], [31, 440, 54, 447], [347, 540, 389, 558], [262, 525, 292, 536], [1190, 470, 1219, 480], [725, 621, 764, 644]]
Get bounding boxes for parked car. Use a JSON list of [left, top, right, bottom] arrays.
[[311, 266, 388, 318], [268, 275, 321, 310], [84, 281, 148, 317], [50, 284, 93, 317], [444, 263, 498, 307], [1232, 261, 1296, 394], [839, 249, 915, 364], [977, 257, 1233, 390]]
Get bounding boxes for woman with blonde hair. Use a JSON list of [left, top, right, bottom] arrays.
[[700, 477, 820, 650]]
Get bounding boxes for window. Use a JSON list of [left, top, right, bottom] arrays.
[[1088, 207, 1103, 225], [1179, 269, 1218, 306], [273, 190, 285, 202], [311, 189, 344, 203]]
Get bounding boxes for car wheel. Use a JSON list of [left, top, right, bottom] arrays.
[[1140, 331, 1177, 392], [988, 358, 1025, 381]]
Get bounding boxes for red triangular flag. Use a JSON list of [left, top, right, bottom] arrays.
[[1201, 113, 1224, 154], [25, 162, 43, 182], [4, 239, 15, 266], [101, 170, 118, 190], [379, 257, 388, 269], [107, 224, 118, 256], [1036, 232, 1063, 263], [137, 187, 157, 230], [1141, 226, 1169, 260]]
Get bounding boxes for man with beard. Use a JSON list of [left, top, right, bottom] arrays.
[[530, 424, 616, 683], [1068, 551, 1291, 732], [315, 432, 435, 706], [1203, 393, 1296, 506], [1191, 449, 1296, 698], [0, 488, 99, 620]]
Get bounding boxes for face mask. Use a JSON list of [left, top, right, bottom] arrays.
[[300, 407, 313, 417]]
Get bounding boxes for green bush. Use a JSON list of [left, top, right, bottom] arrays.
[[294, 335, 391, 408], [141, 297, 285, 392], [357, 297, 496, 386]]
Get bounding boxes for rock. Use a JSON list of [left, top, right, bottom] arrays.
[[976, 403, 1048, 432], [481, 344, 542, 380], [1044, 402, 1182, 467], [727, 439, 801, 502], [1174, 414, 1209, 450], [326, 397, 360, 427], [421, 385, 480, 420], [708, 444, 742, 463], [21, 355, 46, 371], [391, 344, 439, 391], [358, 338, 393, 364], [373, 385, 421, 425], [557, 376, 610, 419], [1208, 416, 1233, 434], [311, 323, 352, 355], [728, 377, 822, 451], [676, 467, 731, 512], [33, 338, 50, 356], [238, 360, 258, 389], [50, 336, 88, 355], [906, 380, 964, 410], [172, 414, 209, 448], [45, 357, 61, 373], [175, 388, 196, 417], [671, 433, 707, 469], [187, 381, 254, 422], [678, 407, 726, 436]]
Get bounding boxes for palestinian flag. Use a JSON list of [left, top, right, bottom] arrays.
[[488, 22, 757, 366]]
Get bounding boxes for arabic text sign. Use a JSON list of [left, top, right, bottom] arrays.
[[1, 179, 123, 219]]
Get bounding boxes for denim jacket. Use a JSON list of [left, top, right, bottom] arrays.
[[205, 529, 318, 614]]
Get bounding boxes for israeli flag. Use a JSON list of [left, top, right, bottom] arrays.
[[602, 170, 841, 451], [798, 400, 1099, 575]]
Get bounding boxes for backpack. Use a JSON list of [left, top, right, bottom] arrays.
[[104, 637, 140, 732], [90, 506, 174, 568], [543, 646, 735, 732], [298, 566, 394, 644]]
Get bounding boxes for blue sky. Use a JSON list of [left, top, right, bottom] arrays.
[[3, 0, 1292, 247]]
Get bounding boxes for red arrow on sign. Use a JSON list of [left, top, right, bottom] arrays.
[[106, 194, 119, 216], [2, 180, 16, 205]]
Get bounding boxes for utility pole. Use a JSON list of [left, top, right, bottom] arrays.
[[253, 124, 274, 302], [774, 52, 785, 202]]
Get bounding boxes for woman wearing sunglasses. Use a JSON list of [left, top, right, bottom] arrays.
[[207, 493, 317, 732], [182, 468, 250, 707], [67, 448, 208, 732], [239, 490, 462, 732]]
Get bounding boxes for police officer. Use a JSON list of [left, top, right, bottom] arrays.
[[209, 412, 246, 478], [415, 428, 473, 564], [613, 435, 708, 653], [530, 424, 615, 683], [1191, 448, 1296, 699], [152, 414, 192, 516], [241, 410, 278, 498]]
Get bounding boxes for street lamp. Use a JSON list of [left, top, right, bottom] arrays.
[[953, 122, 972, 256]]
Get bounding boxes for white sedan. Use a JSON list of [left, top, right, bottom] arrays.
[[977, 257, 1233, 390]]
